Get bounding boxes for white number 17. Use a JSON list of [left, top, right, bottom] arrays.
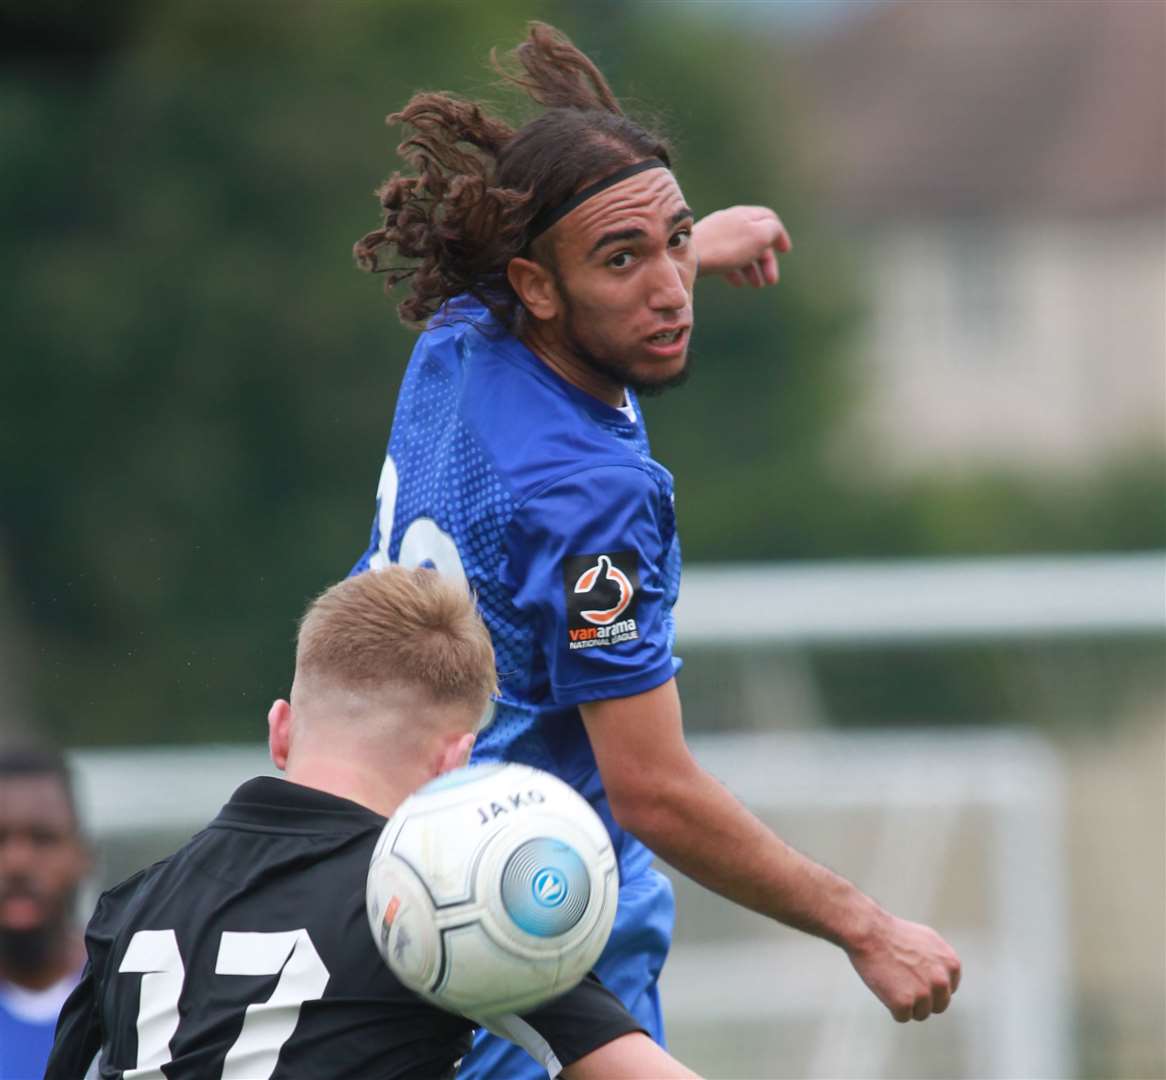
[[117, 928, 329, 1079]]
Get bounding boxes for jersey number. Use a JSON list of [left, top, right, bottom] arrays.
[[367, 455, 494, 728], [117, 928, 329, 1079], [368, 454, 467, 585]]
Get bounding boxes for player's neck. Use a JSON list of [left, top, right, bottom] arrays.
[[521, 323, 626, 408], [282, 755, 419, 819]]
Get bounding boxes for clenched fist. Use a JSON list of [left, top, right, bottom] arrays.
[[847, 913, 962, 1022]]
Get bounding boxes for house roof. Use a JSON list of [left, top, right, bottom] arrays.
[[787, 0, 1165, 216]]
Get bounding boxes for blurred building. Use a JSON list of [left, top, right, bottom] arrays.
[[790, 0, 1165, 473]]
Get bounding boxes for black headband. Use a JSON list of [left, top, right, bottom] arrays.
[[527, 158, 670, 242]]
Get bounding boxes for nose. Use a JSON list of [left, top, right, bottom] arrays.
[[647, 252, 690, 312], [0, 833, 36, 876]]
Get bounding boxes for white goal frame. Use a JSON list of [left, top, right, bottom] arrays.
[[663, 728, 1071, 1079], [71, 553, 1164, 1079]]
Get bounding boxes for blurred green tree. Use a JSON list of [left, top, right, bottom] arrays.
[[1, 0, 847, 743], [0, 1, 1160, 746]]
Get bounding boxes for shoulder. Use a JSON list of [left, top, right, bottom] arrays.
[[407, 299, 654, 500], [85, 856, 171, 938], [503, 463, 668, 581], [466, 383, 651, 508], [75, 857, 173, 981], [414, 295, 505, 359], [521, 462, 659, 515]]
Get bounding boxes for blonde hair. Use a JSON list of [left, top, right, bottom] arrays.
[[295, 568, 496, 712]]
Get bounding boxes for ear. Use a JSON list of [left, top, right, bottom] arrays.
[[268, 699, 293, 771], [434, 731, 476, 778], [507, 255, 561, 322]]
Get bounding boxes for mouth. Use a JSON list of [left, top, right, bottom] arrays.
[[0, 893, 45, 930], [643, 326, 689, 357]]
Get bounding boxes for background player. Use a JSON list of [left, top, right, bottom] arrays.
[[0, 747, 90, 1080], [46, 568, 698, 1080], [350, 22, 961, 1080]]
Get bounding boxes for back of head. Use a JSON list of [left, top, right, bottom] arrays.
[[353, 22, 671, 329], [293, 566, 496, 730]]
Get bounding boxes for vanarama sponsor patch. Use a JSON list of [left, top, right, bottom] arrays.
[[562, 551, 640, 650]]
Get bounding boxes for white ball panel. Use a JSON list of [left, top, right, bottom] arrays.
[[366, 838, 442, 993], [432, 921, 568, 1015], [367, 762, 620, 1017]]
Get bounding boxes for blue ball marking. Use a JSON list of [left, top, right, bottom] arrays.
[[501, 838, 590, 937], [532, 867, 568, 908]]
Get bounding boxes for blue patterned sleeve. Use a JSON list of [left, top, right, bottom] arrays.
[[500, 464, 677, 707]]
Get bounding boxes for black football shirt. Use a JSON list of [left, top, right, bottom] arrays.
[[45, 777, 640, 1079]]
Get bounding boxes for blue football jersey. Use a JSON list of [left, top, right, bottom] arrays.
[[1, 974, 79, 1080], [352, 296, 683, 875]]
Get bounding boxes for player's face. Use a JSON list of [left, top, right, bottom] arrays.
[[0, 776, 88, 941], [548, 168, 696, 396]]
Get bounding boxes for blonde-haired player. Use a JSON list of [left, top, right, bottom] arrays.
[[48, 568, 697, 1079]]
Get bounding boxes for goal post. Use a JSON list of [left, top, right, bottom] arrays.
[[69, 553, 1163, 1078], [659, 728, 1071, 1079]]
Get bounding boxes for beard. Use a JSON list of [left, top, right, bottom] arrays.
[[0, 922, 61, 975], [0, 876, 77, 977], [557, 281, 693, 398]]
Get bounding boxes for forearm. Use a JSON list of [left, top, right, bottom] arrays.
[[690, 206, 791, 281], [584, 681, 961, 1021], [622, 765, 885, 951], [691, 215, 729, 277], [563, 1033, 700, 1079]]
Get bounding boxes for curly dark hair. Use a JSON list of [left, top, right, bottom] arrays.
[[353, 22, 672, 330]]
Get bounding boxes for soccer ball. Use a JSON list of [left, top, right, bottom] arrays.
[[366, 762, 618, 1017]]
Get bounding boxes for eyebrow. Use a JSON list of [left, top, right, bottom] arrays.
[[587, 206, 695, 258]]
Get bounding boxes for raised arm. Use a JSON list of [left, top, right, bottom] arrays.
[[581, 678, 962, 1023], [692, 205, 791, 287]]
